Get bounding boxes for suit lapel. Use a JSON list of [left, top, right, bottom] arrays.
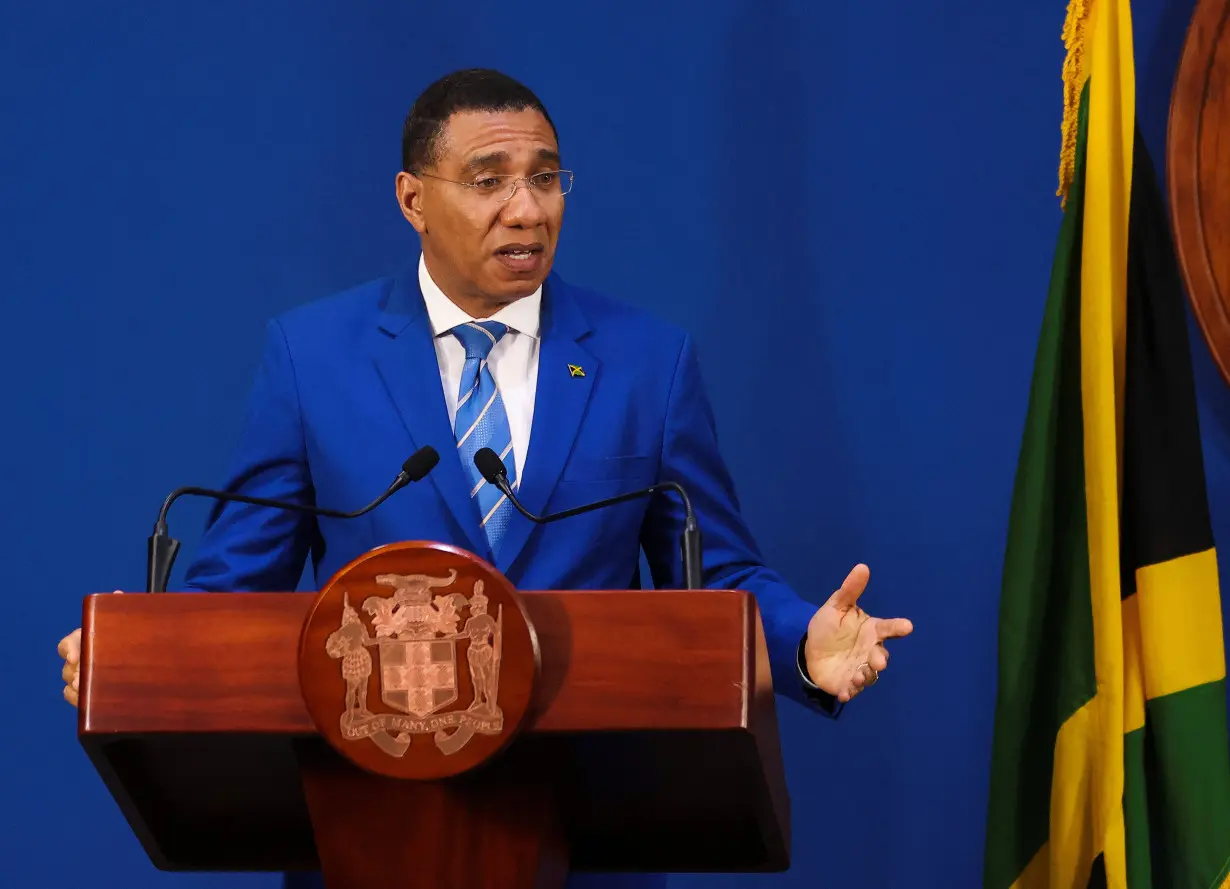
[[495, 277, 595, 574], [371, 271, 488, 559]]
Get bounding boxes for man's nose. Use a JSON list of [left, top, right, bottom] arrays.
[[499, 181, 549, 227]]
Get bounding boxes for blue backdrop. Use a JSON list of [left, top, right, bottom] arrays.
[[3, 1, 1226, 887]]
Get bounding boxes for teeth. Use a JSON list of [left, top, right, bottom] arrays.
[[506, 251, 530, 259]]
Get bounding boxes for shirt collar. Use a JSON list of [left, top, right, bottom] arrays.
[[418, 253, 542, 339]]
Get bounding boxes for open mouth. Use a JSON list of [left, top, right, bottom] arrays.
[[494, 243, 545, 273]]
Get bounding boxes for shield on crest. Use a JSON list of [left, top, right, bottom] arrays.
[[379, 639, 458, 717]]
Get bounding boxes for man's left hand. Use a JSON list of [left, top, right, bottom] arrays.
[[804, 564, 913, 703]]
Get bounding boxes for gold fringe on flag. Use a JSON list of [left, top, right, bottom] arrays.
[[1058, 0, 1093, 206]]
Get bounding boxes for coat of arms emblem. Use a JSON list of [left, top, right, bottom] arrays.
[[324, 569, 503, 758]]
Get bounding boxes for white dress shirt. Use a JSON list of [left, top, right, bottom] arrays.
[[418, 253, 541, 483]]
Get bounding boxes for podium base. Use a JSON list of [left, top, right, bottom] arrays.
[[296, 741, 567, 889]]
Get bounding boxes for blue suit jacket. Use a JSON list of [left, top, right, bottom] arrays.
[[181, 265, 831, 887]]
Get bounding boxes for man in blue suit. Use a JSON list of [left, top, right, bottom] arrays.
[[59, 68, 913, 887]]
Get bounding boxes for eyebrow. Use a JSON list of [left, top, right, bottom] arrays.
[[462, 148, 563, 173], [462, 151, 510, 173]]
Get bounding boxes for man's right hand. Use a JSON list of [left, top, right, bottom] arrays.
[[58, 627, 82, 707], [59, 591, 121, 708]]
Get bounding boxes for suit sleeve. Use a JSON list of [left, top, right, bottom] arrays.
[[181, 318, 319, 592], [640, 333, 840, 715]]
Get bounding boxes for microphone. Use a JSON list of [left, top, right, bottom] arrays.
[[472, 447, 703, 590], [146, 446, 440, 593]]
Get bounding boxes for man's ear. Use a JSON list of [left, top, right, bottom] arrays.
[[395, 171, 427, 233]]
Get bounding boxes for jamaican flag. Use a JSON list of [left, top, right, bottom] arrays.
[[982, 1, 1230, 887]]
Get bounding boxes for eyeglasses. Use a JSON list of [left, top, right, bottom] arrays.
[[413, 169, 574, 202]]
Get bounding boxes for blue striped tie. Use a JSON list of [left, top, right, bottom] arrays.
[[450, 321, 516, 555]]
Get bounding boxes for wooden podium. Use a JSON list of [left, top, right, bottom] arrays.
[[77, 540, 791, 888]]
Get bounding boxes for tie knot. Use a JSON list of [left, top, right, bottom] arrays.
[[450, 321, 509, 360]]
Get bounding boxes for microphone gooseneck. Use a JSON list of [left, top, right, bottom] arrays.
[[473, 447, 703, 589], [146, 446, 440, 593]]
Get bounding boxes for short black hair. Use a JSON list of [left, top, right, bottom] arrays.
[[401, 68, 557, 172]]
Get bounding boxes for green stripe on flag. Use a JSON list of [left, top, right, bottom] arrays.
[[982, 81, 1098, 889], [1123, 724, 1153, 888], [1137, 681, 1230, 886]]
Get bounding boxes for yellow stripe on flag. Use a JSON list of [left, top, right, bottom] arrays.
[[1007, 696, 1107, 889], [1136, 548, 1227, 699], [1049, 698, 1105, 887], [1122, 592, 1145, 734], [1075, 0, 1136, 885]]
